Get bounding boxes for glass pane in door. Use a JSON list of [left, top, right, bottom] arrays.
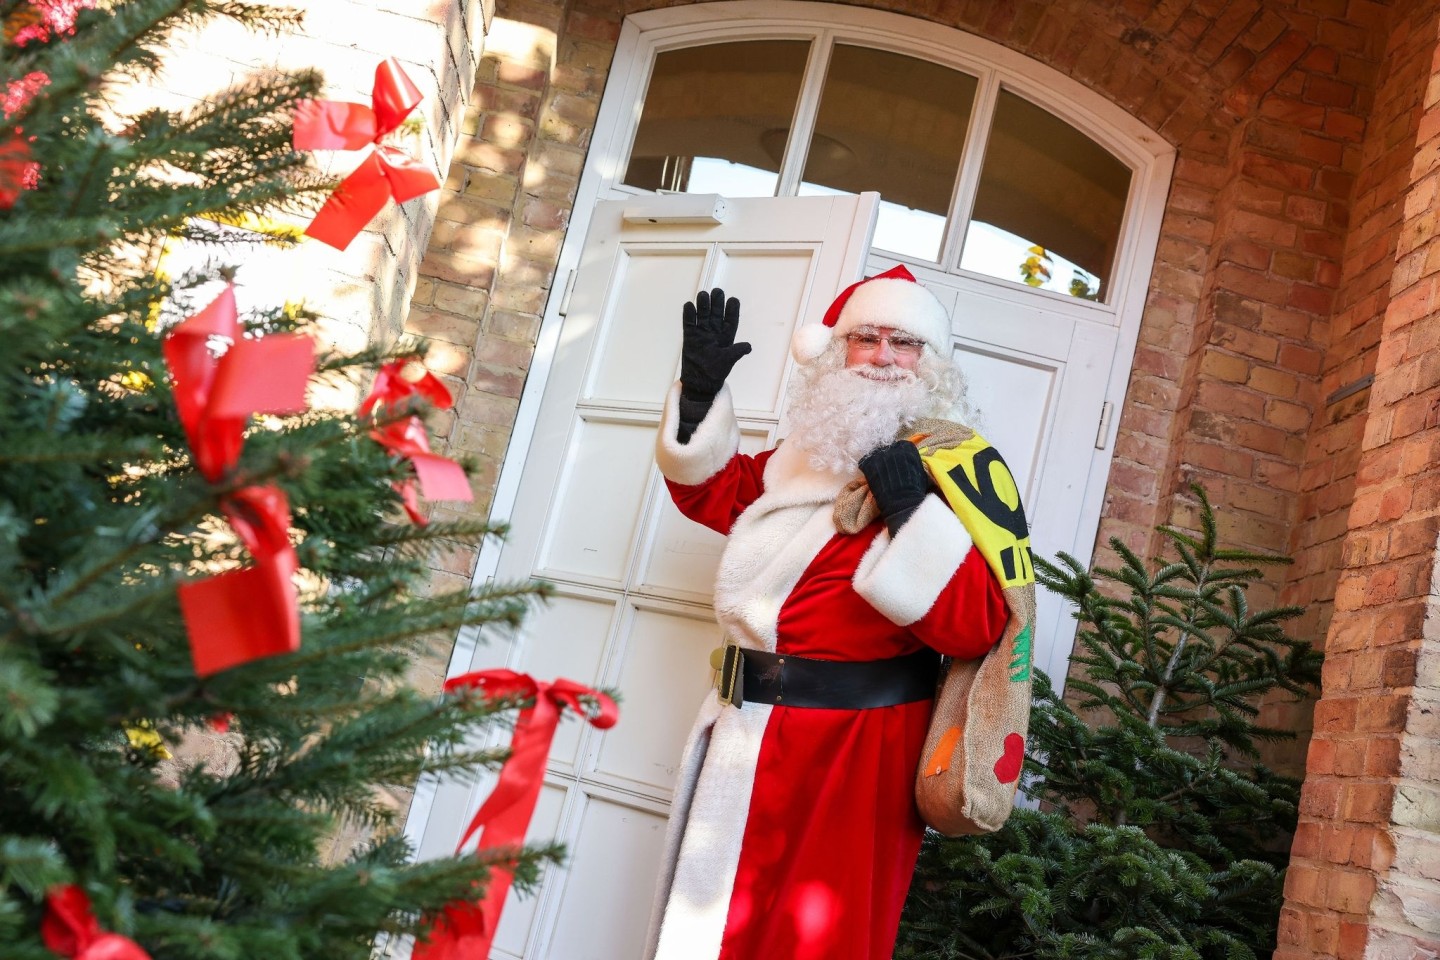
[[623, 40, 810, 197], [797, 45, 978, 263], [960, 88, 1132, 301]]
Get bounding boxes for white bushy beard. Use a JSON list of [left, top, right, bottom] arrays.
[[784, 347, 937, 474]]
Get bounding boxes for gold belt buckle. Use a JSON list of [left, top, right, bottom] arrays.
[[709, 639, 744, 707]]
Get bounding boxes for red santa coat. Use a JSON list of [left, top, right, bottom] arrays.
[[645, 384, 1007, 960]]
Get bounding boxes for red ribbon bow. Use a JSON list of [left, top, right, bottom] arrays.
[[5, 0, 97, 47], [359, 358, 454, 417], [294, 58, 440, 251], [163, 286, 315, 676], [0, 131, 37, 210], [359, 359, 470, 525], [162, 285, 314, 483], [41, 885, 151, 960], [414, 671, 619, 960]]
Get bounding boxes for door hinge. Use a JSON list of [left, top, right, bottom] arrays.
[[1095, 401, 1113, 450], [558, 268, 577, 317]]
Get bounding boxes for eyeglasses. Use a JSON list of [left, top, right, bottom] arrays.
[[844, 332, 926, 357]]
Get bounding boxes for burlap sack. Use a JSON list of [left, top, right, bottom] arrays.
[[836, 420, 1036, 836], [915, 584, 1034, 835]]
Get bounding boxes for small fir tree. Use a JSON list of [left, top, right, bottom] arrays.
[[1, 2, 559, 957], [897, 486, 1323, 960]]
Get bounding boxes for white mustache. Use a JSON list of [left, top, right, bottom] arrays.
[[848, 365, 916, 382]]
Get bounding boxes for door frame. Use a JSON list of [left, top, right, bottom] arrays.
[[406, 0, 1176, 860]]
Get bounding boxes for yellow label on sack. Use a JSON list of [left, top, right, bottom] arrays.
[[916, 432, 1034, 590], [124, 721, 172, 760]]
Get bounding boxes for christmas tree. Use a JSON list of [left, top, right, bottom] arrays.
[[0, 2, 568, 956], [897, 486, 1323, 960]]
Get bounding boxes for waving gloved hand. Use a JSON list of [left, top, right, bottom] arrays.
[[676, 287, 750, 443], [859, 440, 931, 536]]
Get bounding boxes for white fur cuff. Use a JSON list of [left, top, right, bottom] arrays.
[[852, 495, 973, 626], [655, 383, 741, 486]]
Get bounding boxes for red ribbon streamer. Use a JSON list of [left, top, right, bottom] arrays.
[[359, 360, 471, 525], [176, 485, 300, 677], [414, 671, 619, 960], [41, 885, 151, 960], [294, 58, 440, 251], [163, 286, 314, 676]]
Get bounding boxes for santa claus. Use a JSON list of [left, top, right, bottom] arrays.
[[644, 265, 1011, 960]]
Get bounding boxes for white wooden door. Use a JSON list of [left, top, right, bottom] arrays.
[[917, 275, 1119, 687], [409, 193, 879, 960]]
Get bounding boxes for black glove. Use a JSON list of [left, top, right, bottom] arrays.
[[859, 441, 930, 536], [676, 288, 750, 444]]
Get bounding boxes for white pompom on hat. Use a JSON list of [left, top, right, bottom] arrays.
[[791, 264, 951, 364]]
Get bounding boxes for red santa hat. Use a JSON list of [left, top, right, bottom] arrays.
[[791, 264, 951, 364]]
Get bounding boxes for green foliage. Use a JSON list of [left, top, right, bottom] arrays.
[[897, 486, 1322, 960], [1, 2, 557, 957]]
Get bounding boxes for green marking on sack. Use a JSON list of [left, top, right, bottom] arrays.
[[1009, 625, 1032, 682]]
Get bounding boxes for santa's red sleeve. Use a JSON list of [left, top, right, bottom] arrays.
[[851, 493, 1009, 659], [654, 383, 771, 534]]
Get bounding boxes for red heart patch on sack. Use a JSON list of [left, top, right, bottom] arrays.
[[993, 732, 1024, 784]]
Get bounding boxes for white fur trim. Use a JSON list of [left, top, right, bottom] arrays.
[[790, 323, 834, 363], [834, 277, 950, 353], [649, 695, 773, 960], [852, 494, 973, 626], [655, 383, 741, 486], [708, 445, 853, 653]]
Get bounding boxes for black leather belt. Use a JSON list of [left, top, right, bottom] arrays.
[[713, 643, 939, 709]]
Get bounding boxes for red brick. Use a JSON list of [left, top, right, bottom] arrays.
[[1288, 282, 1336, 314], [480, 113, 532, 147], [1313, 697, 1359, 734], [1241, 152, 1316, 190], [1196, 380, 1266, 419], [1356, 694, 1409, 735], [1284, 860, 1326, 906], [1277, 905, 1309, 947], [1385, 277, 1440, 329], [1261, 96, 1327, 127], [1305, 74, 1357, 108], [1325, 869, 1376, 913], [1280, 343, 1325, 375], [1325, 110, 1368, 142], [497, 62, 548, 91], [1337, 920, 1369, 960]]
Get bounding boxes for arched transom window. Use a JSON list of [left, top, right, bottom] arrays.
[[616, 29, 1137, 304]]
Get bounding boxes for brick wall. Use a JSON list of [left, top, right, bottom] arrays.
[[133, 0, 499, 851], [400, 0, 621, 698], [123, 0, 497, 363], [1276, 1, 1440, 955]]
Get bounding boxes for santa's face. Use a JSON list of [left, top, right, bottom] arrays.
[[843, 326, 925, 376], [785, 337, 932, 474]]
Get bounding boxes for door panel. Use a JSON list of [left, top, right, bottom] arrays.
[[587, 249, 709, 406], [951, 343, 1056, 503], [536, 415, 657, 585], [591, 602, 722, 796], [490, 784, 567, 957], [710, 246, 820, 415], [634, 426, 773, 601], [538, 793, 672, 960]]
